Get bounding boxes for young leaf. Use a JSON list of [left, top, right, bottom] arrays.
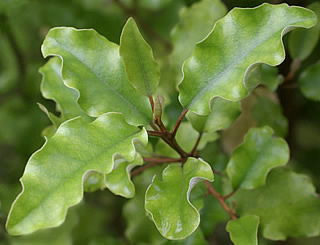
[[145, 158, 214, 240], [105, 153, 143, 198], [41, 27, 152, 126], [227, 126, 289, 190], [179, 3, 317, 115], [288, 2, 320, 61], [226, 215, 259, 245], [120, 17, 160, 96], [233, 168, 320, 240], [298, 60, 320, 101], [187, 98, 241, 133], [6, 113, 147, 235], [39, 57, 91, 123]]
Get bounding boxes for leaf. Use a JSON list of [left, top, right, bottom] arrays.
[[105, 153, 143, 198], [226, 215, 259, 245], [187, 98, 241, 133], [232, 168, 320, 240], [120, 17, 160, 96], [39, 57, 91, 124], [41, 27, 152, 126], [83, 171, 105, 193], [288, 2, 320, 60], [226, 126, 289, 190], [298, 60, 320, 101], [164, 228, 208, 245], [145, 158, 214, 240], [170, 0, 227, 79], [6, 112, 147, 235], [178, 3, 317, 115], [246, 64, 283, 92]]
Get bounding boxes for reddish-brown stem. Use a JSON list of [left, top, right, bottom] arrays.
[[147, 130, 164, 137], [150, 122, 160, 132], [204, 181, 237, 220], [131, 157, 183, 177], [171, 109, 188, 137], [222, 190, 236, 200], [190, 132, 203, 157], [148, 95, 154, 112]]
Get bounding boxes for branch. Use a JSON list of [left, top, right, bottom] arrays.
[[204, 181, 237, 220], [131, 157, 182, 177], [190, 132, 203, 157], [171, 109, 188, 137]]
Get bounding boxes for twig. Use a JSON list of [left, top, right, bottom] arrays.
[[204, 181, 237, 220], [222, 190, 236, 200], [148, 95, 154, 112], [190, 132, 203, 156], [131, 157, 182, 177], [171, 109, 188, 137], [147, 130, 164, 137]]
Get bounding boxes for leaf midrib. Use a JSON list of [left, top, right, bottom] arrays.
[[47, 36, 150, 123]]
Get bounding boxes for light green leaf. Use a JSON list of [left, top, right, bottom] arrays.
[[105, 153, 143, 198], [41, 27, 152, 126], [298, 60, 320, 101], [226, 215, 259, 245], [145, 158, 214, 240], [39, 57, 91, 124], [164, 228, 208, 245], [120, 17, 160, 96], [233, 168, 320, 240], [187, 98, 241, 133], [170, 0, 227, 79], [246, 64, 283, 91], [227, 126, 289, 190], [6, 113, 147, 235], [179, 3, 316, 115], [83, 171, 105, 193], [252, 97, 288, 137], [288, 2, 320, 60]]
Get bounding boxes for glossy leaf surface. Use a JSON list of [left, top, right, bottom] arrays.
[[6, 113, 147, 235], [105, 153, 143, 198], [227, 126, 289, 190], [298, 60, 320, 101], [120, 18, 160, 96], [39, 57, 90, 123], [145, 158, 214, 240], [288, 2, 320, 60], [233, 168, 320, 240], [41, 27, 152, 126], [226, 215, 259, 245], [179, 3, 316, 115], [187, 98, 241, 133]]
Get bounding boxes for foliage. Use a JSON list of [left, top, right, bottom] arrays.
[[1, 0, 320, 244]]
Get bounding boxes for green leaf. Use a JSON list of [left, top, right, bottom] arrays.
[[288, 2, 320, 60], [246, 64, 283, 92], [41, 27, 152, 126], [179, 3, 317, 115], [170, 0, 227, 78], [227, 126, 289, 190], [298, 60, 320, 101], [83, 171, 105, 193], [164, 228, 208, 245], [6, 113, 147, 235], [252, 97, 288, 137], [226, 215, 259, 245], [39, 57, 91, 123], [145, 158, 214, 240], [187, 98, 241, 133], [120, 17, 160, 96], [232, 168, 320, 240], [105, 153, 143, 198]]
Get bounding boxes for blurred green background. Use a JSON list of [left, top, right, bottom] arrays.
[[1, 0, 320, 244]]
